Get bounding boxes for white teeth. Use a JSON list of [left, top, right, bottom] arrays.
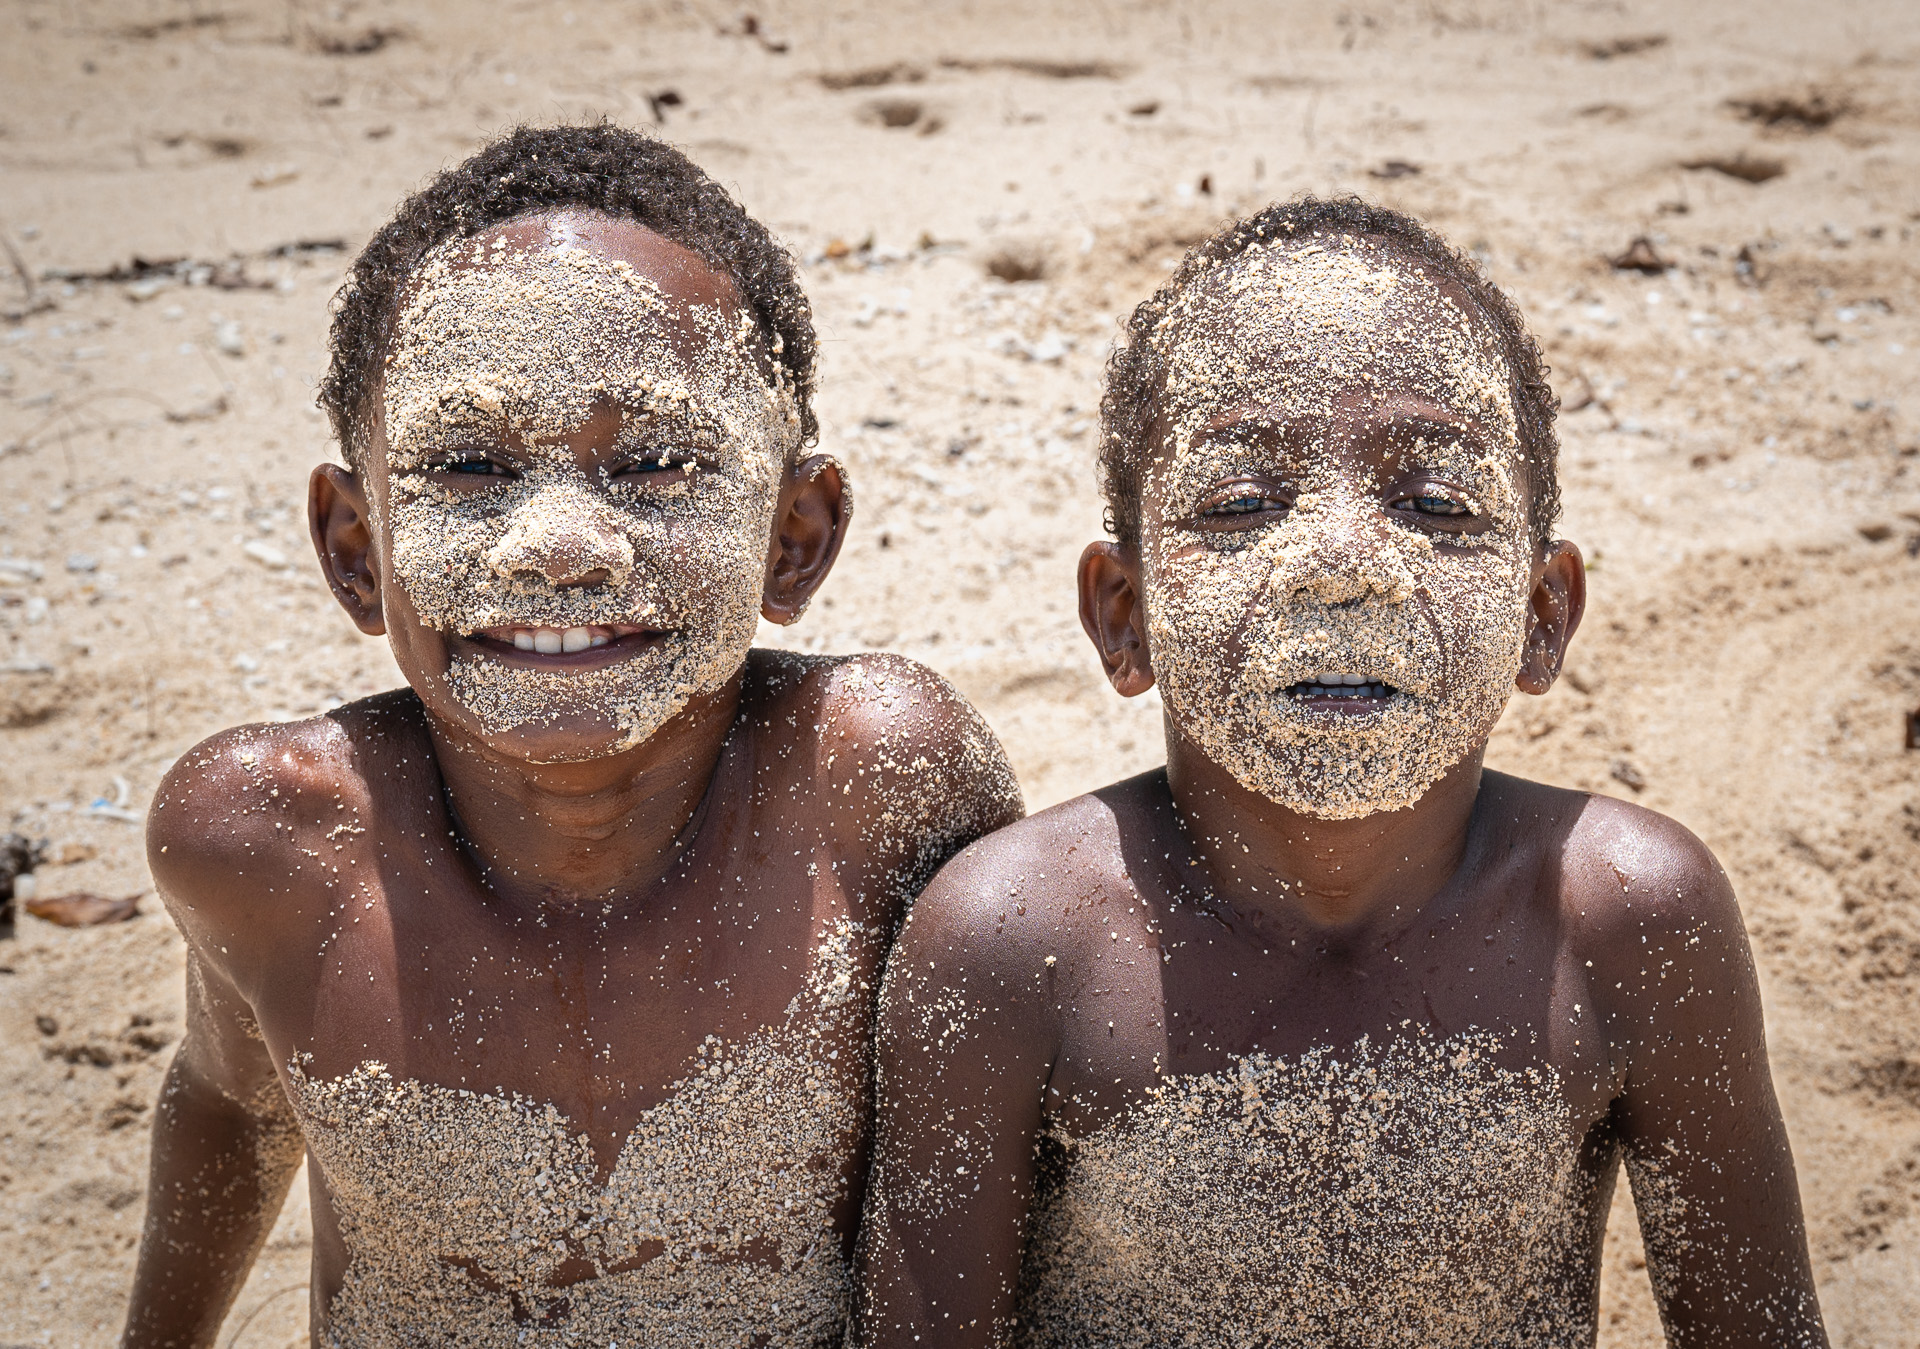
[[505, 626, 609, 654], [1293, 674, 1393, 699]]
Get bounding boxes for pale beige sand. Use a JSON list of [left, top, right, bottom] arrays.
[[2, 1, 1917, 1345]]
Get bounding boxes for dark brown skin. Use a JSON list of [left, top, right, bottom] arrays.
[[853, 294, 1825, 1346], [122, 215, 1021, 1347]]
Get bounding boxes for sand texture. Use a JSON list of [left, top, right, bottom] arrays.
[[2, 1, 1918, 1345]]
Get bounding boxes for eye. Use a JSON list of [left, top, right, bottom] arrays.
[[1200, 488, 1289, 520], [1392, 491, 1471, 518], [426, 452, 513, 478], [613, 447, 701, 478], [1216, 495, 1272, 514]]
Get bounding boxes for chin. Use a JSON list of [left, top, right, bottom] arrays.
[[495, 723, 642, 765], [425, 705, 651, 765]]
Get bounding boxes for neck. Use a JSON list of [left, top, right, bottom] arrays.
[[1163, 722, 1486, 938], [422, 671, 745, 914]]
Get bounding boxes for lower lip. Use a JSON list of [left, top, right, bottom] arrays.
[[460, 630, 666, 670], [1288, 686, 1401, 715]]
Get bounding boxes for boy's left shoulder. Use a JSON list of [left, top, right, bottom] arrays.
[[746, 648, 1023, 858], [748, 649, 1003, 758], [1520, 780, 1748, 986]]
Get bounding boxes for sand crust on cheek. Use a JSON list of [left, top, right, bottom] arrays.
[[376, 240, 799, 756], [1141, 246, 1534, 819], [1014, 1032, 1594, 1349], [289, 922, 870, 1348]]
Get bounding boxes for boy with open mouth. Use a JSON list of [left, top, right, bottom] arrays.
[[851, 198, 1826, 1348], [120, 125, 1020, 1348]]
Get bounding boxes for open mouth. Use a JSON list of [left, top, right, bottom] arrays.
[[1285, 672, 1400, 708], [465, 623, 664, 667]]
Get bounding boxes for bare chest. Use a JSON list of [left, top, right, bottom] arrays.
[[1047, 902, 1619, 1143]]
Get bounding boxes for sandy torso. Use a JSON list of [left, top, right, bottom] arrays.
[[1013, 1032, 1598, 1349], [290, 918, 871, 1349]]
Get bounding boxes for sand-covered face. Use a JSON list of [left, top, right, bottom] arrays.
[[371, 213, 798, 762], [1139, 241, 1535, 819]]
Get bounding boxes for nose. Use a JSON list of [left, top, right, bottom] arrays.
[[485, 484, 635, 588], [1267, 495, 1416, 608]]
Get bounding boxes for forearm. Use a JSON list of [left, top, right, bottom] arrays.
[[121, 1052, 305, 1348], [853, 1191, 1022, 1349], [1626, 1138, 1826, 1349]]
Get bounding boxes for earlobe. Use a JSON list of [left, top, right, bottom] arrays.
[[762, 454, 851, 625], [1078, 542, 1156, 698], [309, 464, 386, 636], [1516, 540, 1586, 695]]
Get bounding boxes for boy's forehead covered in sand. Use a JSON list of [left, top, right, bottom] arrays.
[[1141, 238, 1526, 527]]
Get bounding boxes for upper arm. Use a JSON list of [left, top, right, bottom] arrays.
[[147, 724, 335, 1100], [854, 842, 1058, 1349], [1575, 807, 1826, 1346]]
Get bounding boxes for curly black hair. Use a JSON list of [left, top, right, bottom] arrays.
[[1099, 196, 1560, 550], [318, 122, 817, 469]]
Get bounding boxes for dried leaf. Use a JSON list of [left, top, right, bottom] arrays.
[[1609, 237, 1669, 274], [25, 892, 141, 927]]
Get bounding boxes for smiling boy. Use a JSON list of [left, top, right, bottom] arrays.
[[852, 198, 1826, 1348], [121, 125, 1019, 1348]]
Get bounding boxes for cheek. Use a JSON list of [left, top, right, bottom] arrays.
[[1422, 544, 1534, 673], [385, 481, 489, 569], [644, 478, 778, 597], [1141, 540, 1269, 660]]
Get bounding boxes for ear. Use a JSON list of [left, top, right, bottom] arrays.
[[309, 463, 386, 636], [1516, 540, 1585, 695], [1078, 542, 1156, 697], [762, 454, 851, 625]]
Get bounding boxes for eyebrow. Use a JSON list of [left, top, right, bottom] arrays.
[[1372, 412, 1487, 445]]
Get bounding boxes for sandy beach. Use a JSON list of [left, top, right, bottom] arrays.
[[2, 0, 1917, 1343]]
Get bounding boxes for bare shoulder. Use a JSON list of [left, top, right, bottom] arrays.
[[1517, 782, 1753, 1019], [747, 649, 1023, 863], [751, 648, 1010, 764], [898, 780, 1144, 973], [1552, 788, 1738, 937], [147, 691, 420, 950]]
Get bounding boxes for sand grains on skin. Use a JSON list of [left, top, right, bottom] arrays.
[[1013, 1032, 1593, 1349], [289, 920, 872, 1347]]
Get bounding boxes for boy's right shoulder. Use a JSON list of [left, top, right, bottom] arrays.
[[148, 690, 422, 908]]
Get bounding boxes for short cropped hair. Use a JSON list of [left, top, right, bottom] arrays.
[[1098, 196, 1561, 550], [318, 122, 817, 469]]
